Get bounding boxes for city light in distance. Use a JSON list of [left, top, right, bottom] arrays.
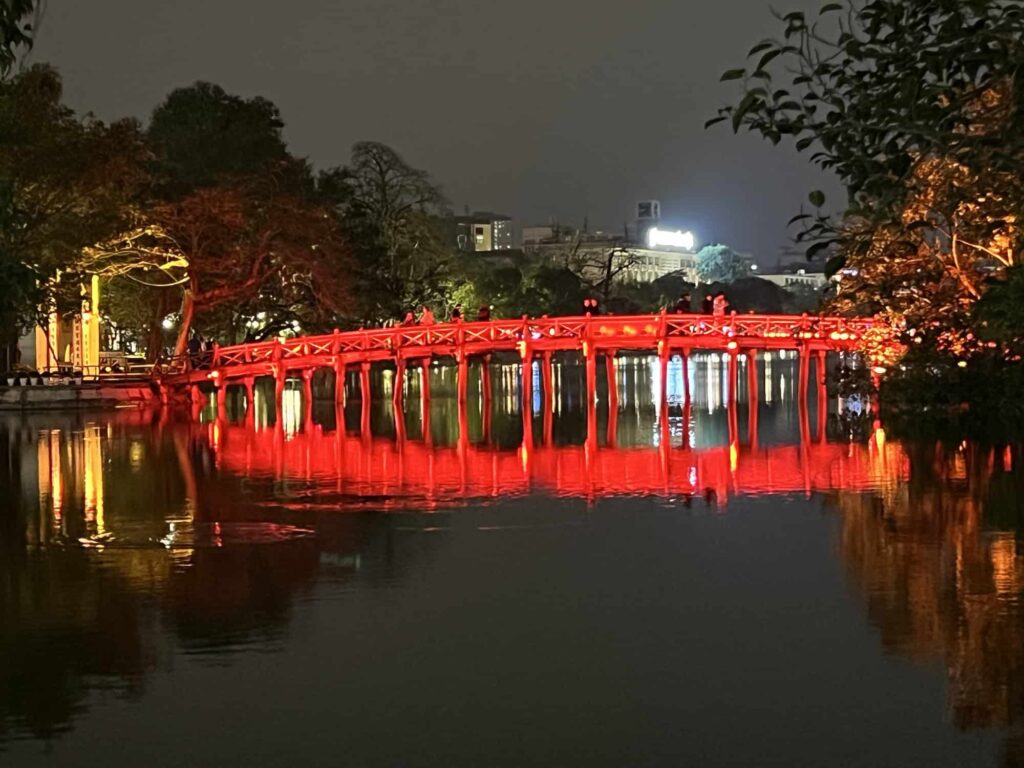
[[647, 228, 695, 250]]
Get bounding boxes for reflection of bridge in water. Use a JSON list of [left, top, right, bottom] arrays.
[[204, 419, 908, 508]]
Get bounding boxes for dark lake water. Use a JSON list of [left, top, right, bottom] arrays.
[[2, 354, 1023, 767]]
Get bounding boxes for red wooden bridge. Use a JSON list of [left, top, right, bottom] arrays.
[[160, 312, 887, 418]]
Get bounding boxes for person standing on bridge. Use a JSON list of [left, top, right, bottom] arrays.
[[477, 305, 491, 322], [674, 292, 691, 314], [451, 304, 462, 321], [401, 310, 416, 326], [419, 306, 435, 325], [713, 293, 728, 317], [701, 293, 714, 314]]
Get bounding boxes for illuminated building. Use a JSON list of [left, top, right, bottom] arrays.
[[455, 211, 514, 252]]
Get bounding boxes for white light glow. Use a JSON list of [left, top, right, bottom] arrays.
[[647, 228, 695, 250], [161, 318, 174, 330]]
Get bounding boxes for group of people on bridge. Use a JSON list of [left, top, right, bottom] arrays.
[[396, 292, 733, 328]]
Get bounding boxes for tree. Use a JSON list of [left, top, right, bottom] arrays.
[[696, 244, 749, 283], [147, 81, 292, 195], [83, 82, 352, 359], [340, 142, 452, 322], [0, 64, 145, 368], [84, 176, 351, 358], [710, 0, 1024, 354], [0, 0, 37, 76]]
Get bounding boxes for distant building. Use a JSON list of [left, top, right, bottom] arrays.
[[525, 239, 699, 285], [455, 212, 513, 252], [756, 264, 828, 290], [635, 200, 661, 245]]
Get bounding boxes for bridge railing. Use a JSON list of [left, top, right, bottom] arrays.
[[156, 312, 884, 380]]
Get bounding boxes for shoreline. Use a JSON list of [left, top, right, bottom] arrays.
[[0, 381, 159, 411]]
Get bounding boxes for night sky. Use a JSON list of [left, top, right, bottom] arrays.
[[31, 0, 842, 265]]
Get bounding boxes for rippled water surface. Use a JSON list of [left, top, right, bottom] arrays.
[[2, 356, 1023, 767]]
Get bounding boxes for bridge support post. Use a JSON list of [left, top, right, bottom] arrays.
[[728, 348, 739, 447], [215, 378, 227, 421], [681, 350, 691, 404], [333, 360, 346, 407], [797, 345, 810, 404], [420, 359, 431, 444], [456, 354, 468, 405], [393, 358, 406, 408], [585, 343, 598, 406], [359, 361, 371, 438], [542, 351, 553, 446], [520, 343, 533, 412], [189, 383, 203, 421], [243, 377, 255, 425], [605, 351, 618, 409], [746, 351, 759, 450], [816, 349, 828, 444], [302, 368, 315, 429], [274, 368, 286, 426], [481, 357, 492, 445]]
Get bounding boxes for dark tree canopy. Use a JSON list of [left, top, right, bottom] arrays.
[[711, 0, 1024, 356], [148, 82, 291, 193], [0, 0, 36, 76], [340, 141, 452, 322]]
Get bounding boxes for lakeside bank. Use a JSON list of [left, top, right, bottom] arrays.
[[0, 381, 159, 411]]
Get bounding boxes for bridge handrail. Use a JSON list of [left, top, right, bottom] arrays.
[[156, 312, 884, 380]]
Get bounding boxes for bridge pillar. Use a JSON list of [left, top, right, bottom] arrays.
[[333, 360, 346, 407], [541, 351, 553, 447], [420, 359, 431, 445], [681, 350, 691, 404], [816, 349, 828, 444], [243, 377, 255, 425], [359, 361, 371, 438], [585, 343, 598, 406], [746, 351, 759, 450], [274, 367, 286, 425], [456, 354, 468, 405], [215, 378, 227, 421], [481, 357, 492, 445], [728, 349, 740, 446], [190, 383, 203, 421], [520, 344, 533, 412], [302, 368, 315, 429], [605, 350, 618, 409], [394, 358, 406, 407], [797, 345, 810, 403]]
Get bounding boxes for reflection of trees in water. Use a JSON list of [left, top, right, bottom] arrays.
[[0, 417, 349, 745], [164, 542, 319, 651], [0, 549, 159, 742], [834, 443, 1024, 764]]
